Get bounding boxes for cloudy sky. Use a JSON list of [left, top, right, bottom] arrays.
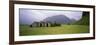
[[19, 8, 83, 25]]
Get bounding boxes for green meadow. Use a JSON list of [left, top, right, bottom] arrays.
[[19, 12, 90, 36], [19, 25, 89, 36]]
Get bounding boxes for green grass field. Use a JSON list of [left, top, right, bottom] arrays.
[[19, 25, 89, 36]]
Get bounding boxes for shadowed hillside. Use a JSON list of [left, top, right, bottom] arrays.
[[72, 12, 90, 25]]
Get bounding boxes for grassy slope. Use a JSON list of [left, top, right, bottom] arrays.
[[72, 12, 89, 25], [73, 16, 89, 25], [20, 25, 89, 36]]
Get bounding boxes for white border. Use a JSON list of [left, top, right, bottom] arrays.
[[14, 4, 93, 41]]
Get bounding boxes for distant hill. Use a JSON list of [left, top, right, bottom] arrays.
[[43, 15, 75, 24]]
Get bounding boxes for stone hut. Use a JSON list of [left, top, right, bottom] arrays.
[[29, 21, 61, 27]]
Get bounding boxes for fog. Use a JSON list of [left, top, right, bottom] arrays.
[[19, 8, 83, 25]]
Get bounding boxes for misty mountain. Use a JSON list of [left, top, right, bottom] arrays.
[[43, 15, 75, 24]]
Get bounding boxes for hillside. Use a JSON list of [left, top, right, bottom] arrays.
[[72, 12, 90, 25]]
